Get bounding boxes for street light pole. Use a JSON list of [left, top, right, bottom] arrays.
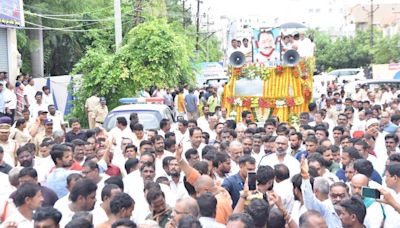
[[114, 0, 123, 50]]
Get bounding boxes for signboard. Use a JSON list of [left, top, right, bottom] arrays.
[[0, 0, 24, 27], [198, 62, 225, 78], [252, 28, 281, 65], [389, 63, 400, 71]]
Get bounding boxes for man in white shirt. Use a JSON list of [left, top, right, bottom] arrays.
[[228, 141, 244, 175], [92, 184, 122, 226], [382, 162, 400, 228], [175, 119, 190, 145], [273, 164, 294, 212], [81, 160, 110, 203], [42, 86, 54, 106], [47, 104, 65, 133], [258, 136, 300, 177], [29, 92, 48, 119], [350, 174, 384, 228], [182, 127, 206, 160], [23, 78, 36, 108], [153, 135, 174, 178], [3, 183, 43, 228], [58, 179, 97, 227], [109, 117, 133, 151]]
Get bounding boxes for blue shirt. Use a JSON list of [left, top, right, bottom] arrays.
[[46, 168, 76, 198], [384, 123, 397, 134], [295, 151, 308, 161], [185, 93, 198, 113], [301, 178, 342, 228], [222, 172, 244, 208], [336, 168, 382, 184]]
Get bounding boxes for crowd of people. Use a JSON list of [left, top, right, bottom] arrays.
[[1, 72, 400, 228]]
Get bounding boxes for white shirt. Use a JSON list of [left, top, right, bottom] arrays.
[[199, 217, 225, 228], [43, 93, 54, 106], [2, 208, 33, 228], [175, 130, 190, 145], [229, 159, 240, 176], [182, 142, 206, 160], [274, 179, 294, 212], [322, 170, 339, 184], [58, 203, 75, 228], [0, 172, 14, 199], [367, 154, 385, 176], [54, 193, 69, 211], [383, 191, 400, 228], [109, 127, 134, 151], [34, 156, 55, 185], [168, 175, 189, 206], [364, 200, 384, 228], [291, 200, 307, 225], [29, 102, 48, 119], [251, 150, 264, 168], [197, 116, 209, 132], [155, 150, 174, 178], [4, 88, 16, 109], [24, 85, 36, 106], [47, 111, 65, 132], [92, 205, 108, 226], [258, 153, 300, 177]]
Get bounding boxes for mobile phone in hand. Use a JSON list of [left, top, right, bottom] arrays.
[[248, 171, 257, 191], [362, 187, 381, 199]]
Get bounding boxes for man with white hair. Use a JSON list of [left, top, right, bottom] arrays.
[[228, 141, 244, 175], [258, 136, 300, 177]]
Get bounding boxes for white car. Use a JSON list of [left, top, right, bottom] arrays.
[[327, 68, 365, 85], [103, 99, 175, 131]]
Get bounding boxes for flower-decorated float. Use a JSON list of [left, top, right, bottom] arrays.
[[222, 28, 315, 126]]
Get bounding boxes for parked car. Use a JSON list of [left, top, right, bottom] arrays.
[[103, 98, 175, 131], [314, 68, 365, 85], [344, 79, 400, 98]]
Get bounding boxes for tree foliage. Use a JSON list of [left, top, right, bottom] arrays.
[[309, 29, 400, 72], [71, 19, 195, 124]]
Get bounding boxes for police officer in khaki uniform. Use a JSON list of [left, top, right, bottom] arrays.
[[0, 117, 19, 166], [85, 91, 100, 129], [94, 97, 108, 127]]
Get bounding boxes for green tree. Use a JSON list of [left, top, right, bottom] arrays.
[[71, 19, 194, 125]]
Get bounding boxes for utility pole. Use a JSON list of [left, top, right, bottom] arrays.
[[370, 0, 373, 47], [114, 0, 122, 50], [206, 13, 209, 61], [196, 0, 200, 52], [182, 0, 186, 28]]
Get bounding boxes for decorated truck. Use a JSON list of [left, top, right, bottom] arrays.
[[222, 27, 315, 126]]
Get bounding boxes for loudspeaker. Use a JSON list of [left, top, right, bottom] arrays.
[[283, 50, 300, 66], [229, 51, 246, 68]]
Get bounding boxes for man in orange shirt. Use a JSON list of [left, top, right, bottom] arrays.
[[175, 144, 232, 224]]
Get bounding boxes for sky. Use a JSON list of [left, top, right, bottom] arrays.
[[187, 0, 399, 19]]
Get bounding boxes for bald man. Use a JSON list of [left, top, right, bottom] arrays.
[[299, 210, 328, 228], [350, 174, 383, 228], [258, 136, 300, 177], [168, 197, 199, 227], [228, 141, 244, 174], [193, 175, 232, 224]]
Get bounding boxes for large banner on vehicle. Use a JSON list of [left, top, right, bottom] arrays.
[[0, 0, 24, 27], [252, 28, 281, 65]]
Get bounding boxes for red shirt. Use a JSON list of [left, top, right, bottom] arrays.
[[70, 161, 83, 171], [105, 164, 121, 177]]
